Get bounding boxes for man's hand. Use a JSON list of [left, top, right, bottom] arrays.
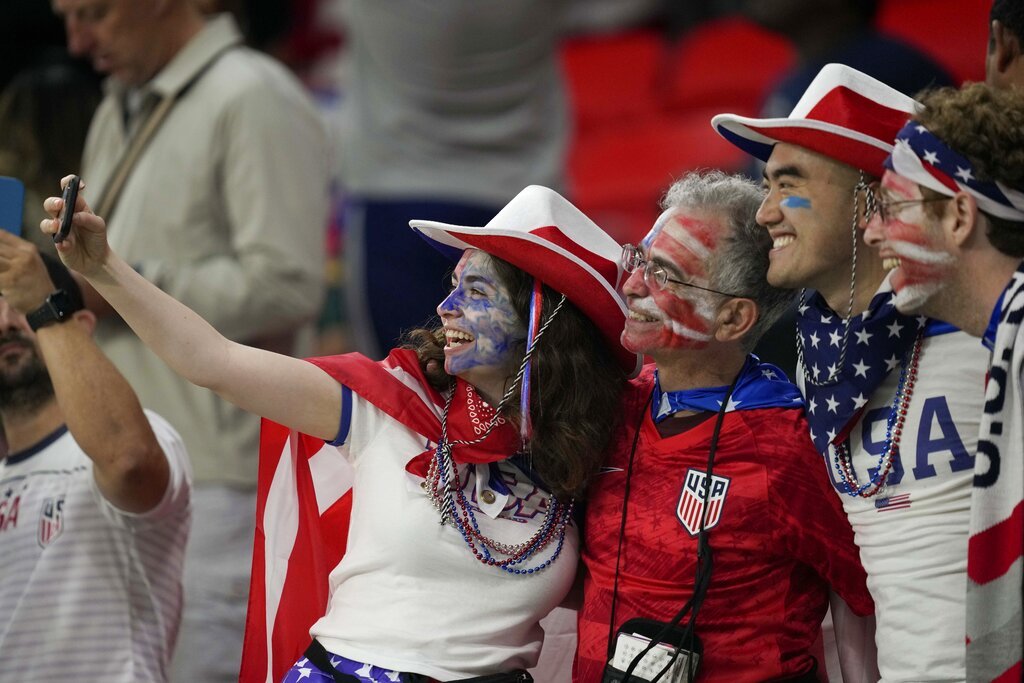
[[0, 231, 57, 314]]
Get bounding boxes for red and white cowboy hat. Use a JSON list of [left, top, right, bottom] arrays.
[[711, 63, 920, 177], [410, 185, 641, 376]]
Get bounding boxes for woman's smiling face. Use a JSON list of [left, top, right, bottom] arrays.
[[436, 249, 525, 397]]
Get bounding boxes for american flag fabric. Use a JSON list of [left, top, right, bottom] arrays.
[[240, 350, 519, 683], [652, 354, 802, 421], [797, 289, 922, 454], [966, 263, 1024, 683], [886, 121, 1024, 222]]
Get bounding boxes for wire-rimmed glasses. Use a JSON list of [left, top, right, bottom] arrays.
[[621, 244, 746, 298]]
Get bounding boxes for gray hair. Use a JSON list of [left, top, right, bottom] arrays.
[[661, 170, 795, 351]]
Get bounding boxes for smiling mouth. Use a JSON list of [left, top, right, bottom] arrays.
[[444, 329, 475, 348], [772, 235, 795, 249], [627, 310, 658, 323], [883, 257, 902, 271]]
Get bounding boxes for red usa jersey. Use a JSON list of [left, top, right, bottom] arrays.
[[575, 371, 872, 682]]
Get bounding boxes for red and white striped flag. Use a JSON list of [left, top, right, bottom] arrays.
[[239, 350, 520, 683]]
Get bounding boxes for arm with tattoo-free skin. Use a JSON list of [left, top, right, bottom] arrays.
[[41, 177, 342, 442], [0, 232, 168, 512]]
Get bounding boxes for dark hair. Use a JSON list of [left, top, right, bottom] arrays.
[[914, 83, 1024, 258], [0, 61, 100, 196], [992, 0, 1024, 45], [405, 254, 626, 499], [39, 253, 85, 314]]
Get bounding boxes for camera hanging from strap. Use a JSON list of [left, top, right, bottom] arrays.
[[602, 370, 741, 683]]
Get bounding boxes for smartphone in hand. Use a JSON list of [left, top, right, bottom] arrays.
[[55, 175, 80, 244], [0, 176, 25, 236]]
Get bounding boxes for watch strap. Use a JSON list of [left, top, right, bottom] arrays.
[[26, 290, 73, 331]]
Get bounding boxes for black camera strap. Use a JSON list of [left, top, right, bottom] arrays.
[[607, 370, 741, 682]]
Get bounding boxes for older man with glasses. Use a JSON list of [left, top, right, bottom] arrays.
[[574, 170, 872, 682]]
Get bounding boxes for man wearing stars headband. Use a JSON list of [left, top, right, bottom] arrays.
[[714, 64, 989, 681], [863, 83, 1024, 683]]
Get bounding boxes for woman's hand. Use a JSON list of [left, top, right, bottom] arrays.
[[40, 175, 111, 278]]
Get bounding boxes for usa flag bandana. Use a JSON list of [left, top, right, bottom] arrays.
[[798, 286, 922, 453], [886, 120, 1024, 222], [652, 354, 803, 421]]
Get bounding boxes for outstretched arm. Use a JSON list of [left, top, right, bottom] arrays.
[[41, 177, 342, 441]]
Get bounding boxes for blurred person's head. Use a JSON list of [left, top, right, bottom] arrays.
[[620, 170, 793, 367], [0, 60, 100, 198], [863, 83, 1024, 330], [744, 0, 878, 44], [987, 0, 1024, 89], [51, 0, 204, 86]]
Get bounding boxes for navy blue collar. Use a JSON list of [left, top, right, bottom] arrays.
[[5, 425, 69, 465]]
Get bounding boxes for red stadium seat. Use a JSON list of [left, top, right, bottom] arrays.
[[560, 29, 665, 133], [876, 0, 990, 84], [667, 17, 795, 115]]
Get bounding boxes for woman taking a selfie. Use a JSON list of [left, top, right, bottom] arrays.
[[42, 179, 636, 683]]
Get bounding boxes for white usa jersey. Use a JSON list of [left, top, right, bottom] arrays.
[[0, 410, 190, 682], [806, 329, 986, 682]]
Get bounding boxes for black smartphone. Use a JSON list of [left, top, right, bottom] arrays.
[[55, 176, 80, 244]]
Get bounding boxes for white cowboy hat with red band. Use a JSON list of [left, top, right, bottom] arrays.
[[410, 185, 641, 377], [711, 63, 920, 177]]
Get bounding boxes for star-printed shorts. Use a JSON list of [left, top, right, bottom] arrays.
[[282, 652, 421, 683]]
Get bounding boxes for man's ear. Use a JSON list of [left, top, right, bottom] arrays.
[[990, 20, 1022, 85], [69, 308, 97, 336], [714, 298, 758, 344], [948, 192, 981, 249]]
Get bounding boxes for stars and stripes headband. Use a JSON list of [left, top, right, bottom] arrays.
[[886, 121, 1024, 222]]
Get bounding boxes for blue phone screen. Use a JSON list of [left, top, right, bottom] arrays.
[[0, 176, 25, 236]]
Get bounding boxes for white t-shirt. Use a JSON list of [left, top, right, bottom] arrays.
[[0, 411, 191, 682], [820, 329, 987, 682], [310, 393, 579, 681]]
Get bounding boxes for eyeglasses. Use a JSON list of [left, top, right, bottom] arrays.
[[621, 244, 745, 298], [877, 197, 951, 223]]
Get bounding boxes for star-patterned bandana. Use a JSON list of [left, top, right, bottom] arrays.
[[652, 354, 803, 422], [798, 285, 922, 453]]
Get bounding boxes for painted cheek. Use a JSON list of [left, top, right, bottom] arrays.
[[780, 196, 812, 210], [885, 219, 956, 290], [650, 288, 713, 348], [447, 300, 522, 374]]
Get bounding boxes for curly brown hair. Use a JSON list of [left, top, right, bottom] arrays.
[[914, 83, 1024, 257], [404, 253, 627, 500]]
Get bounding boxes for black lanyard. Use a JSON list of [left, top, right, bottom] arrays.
[[605, 371, 741, 682]]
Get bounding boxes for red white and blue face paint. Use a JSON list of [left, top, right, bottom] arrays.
[[622, 208, 721, 354], [871, 170, 956, 312], [437, 249, 525, 392]]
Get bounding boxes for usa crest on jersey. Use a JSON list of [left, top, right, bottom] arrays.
[[677, 469, 730, 536], [38, 495, 65, 547]]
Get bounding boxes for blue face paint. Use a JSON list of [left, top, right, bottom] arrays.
[[780, 196, 812, 209], [437, 250, 525, 391]]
